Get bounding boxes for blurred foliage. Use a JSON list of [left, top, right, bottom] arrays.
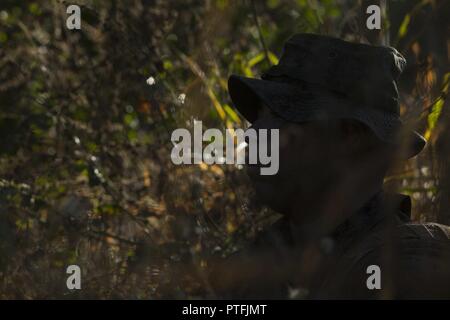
[[0, 0, 448, 298]]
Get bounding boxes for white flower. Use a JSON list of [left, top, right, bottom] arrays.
[[146, 76, 155, 86], [177, 93, 186, 104]]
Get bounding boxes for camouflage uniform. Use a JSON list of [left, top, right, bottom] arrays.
[[211, 192, 450, 299]]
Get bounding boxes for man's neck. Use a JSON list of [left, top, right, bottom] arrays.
[[287, 172, 384, 242]]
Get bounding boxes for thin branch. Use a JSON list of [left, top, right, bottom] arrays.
[[417, 78, 449, 117], [87, 230, 139, 246], [250, 0, 271, 68]]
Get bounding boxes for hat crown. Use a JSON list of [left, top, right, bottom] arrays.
[[262, 33, 406, 116]]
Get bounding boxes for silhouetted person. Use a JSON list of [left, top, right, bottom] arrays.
[[209, 33, 450, 299]]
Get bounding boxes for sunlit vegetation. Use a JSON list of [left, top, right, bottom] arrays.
[[0, 0, 448, 298]]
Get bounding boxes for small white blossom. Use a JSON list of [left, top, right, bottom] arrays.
[[146, 76, 155, 86], [177, 93, 186, 104], [0, 11, 9, 21]]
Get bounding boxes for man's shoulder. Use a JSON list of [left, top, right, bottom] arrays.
[[397, 221, 450, 241], [334, 221, 450, 298], [351, 220, 450, 263], [394, 221, 450, 270]]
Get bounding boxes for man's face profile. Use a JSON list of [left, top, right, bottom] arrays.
[[245, 102, 391, 219]]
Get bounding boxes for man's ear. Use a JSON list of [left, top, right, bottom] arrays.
[[339, 120, 393, 161]]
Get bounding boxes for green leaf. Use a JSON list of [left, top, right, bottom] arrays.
[[398, 14, 410, 39], [223, 104, 241, 123], [163, 60, 173, 71], [248, 53, 265, 68], [0, 32, 8, 43], [267, 0, 280, 8], [425, 73, 449, 140], [268, 51, 279, 65]]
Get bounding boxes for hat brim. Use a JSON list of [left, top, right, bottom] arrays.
[[228, 75, 426, 159]]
